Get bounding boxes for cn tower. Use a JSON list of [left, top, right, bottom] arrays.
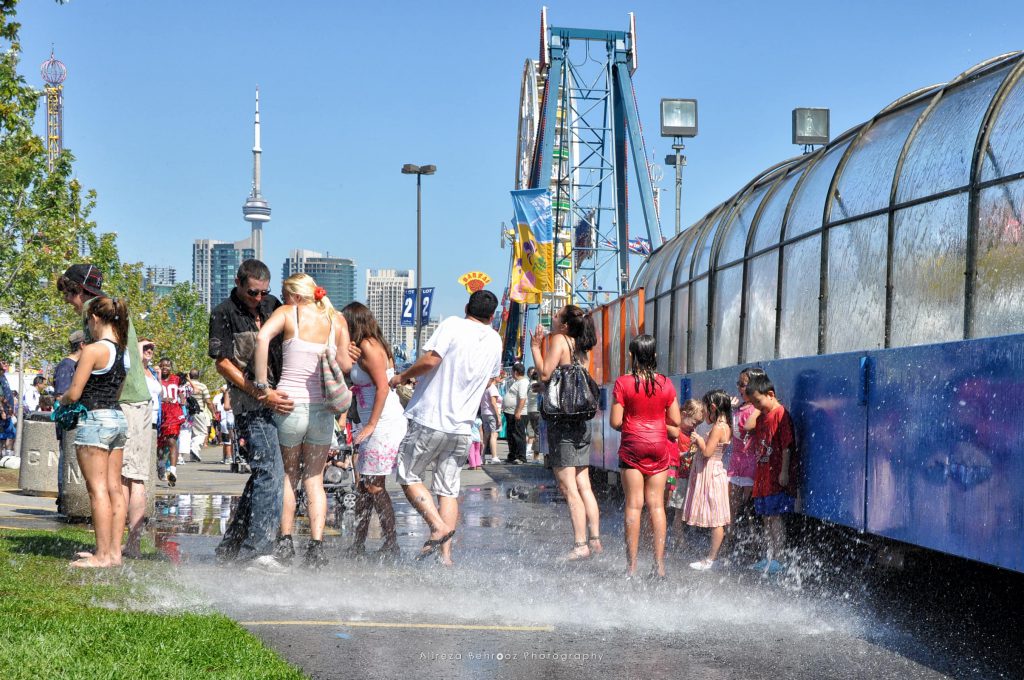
[[242, 87, 271, 261]]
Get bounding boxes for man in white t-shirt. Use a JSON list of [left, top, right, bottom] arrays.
[[389, 290, 502, 566]]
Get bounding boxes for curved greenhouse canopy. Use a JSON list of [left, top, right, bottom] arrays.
[[636, 51, 1024, 375]]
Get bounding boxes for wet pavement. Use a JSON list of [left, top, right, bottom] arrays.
[[146, 462, 1020, 680], [3, 453, 1020, 678]]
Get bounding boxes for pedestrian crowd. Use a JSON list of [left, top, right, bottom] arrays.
[[22, 257, 797, 578]]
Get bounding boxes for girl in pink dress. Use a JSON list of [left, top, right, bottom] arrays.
[[683, 389, 733, 571]]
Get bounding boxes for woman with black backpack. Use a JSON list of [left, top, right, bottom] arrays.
[[530, 305, 602, 561]]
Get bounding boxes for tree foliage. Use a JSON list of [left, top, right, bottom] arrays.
[[0, 0, 215, 385]]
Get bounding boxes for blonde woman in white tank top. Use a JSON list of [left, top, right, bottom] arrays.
[[254, 273, 350, 569]]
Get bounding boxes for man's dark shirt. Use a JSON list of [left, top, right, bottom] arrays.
[[54, 358, 77, 397], [208, 288, 283, 416]]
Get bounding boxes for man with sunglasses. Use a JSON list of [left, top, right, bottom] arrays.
[[208, 259, 292, 572]]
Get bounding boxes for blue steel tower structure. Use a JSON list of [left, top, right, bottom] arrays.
[[242, 88, 271, 262], [504, 9, 661, 360]]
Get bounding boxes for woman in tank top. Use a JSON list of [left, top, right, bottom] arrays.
[[530, 304, 603, 561], [341, 301, 408, 559], [59, 297, 130, 568], [254, 273, 350, 569]]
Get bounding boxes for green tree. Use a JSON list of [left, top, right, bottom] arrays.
[[0, 0, 213, 383]]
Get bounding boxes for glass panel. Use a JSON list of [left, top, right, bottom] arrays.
[[897, 65, 1011, 202], [825, 216, 888, 353], [891, 194, 968, 346], [690, 278, 709, 372], [982, 71, 1024, 181], [752, 169, 805, 252], [712, 265, 742, 368], [656, 235, 690, 294], [697, 207, 734, 274], [591, 307, 604, 384], [744, 251, 778, 363], [974, 180, 1024, 336], [609, 303, 622, 379], [786, 141, 851, 239], [656, 296, 672, 373], [644, 300, 655, 341], [778, 236, 821, 358], [832, 101, 929, 220], [672, 286, 689, 374], [717, 183, 773, 266]]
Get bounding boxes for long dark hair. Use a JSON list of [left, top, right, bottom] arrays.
[[560, 305, 596, 356], [703, 389, 734, 437], [88, 297, 129, 348], [341, 301, 393, 362], [628, 334, 661, 396]]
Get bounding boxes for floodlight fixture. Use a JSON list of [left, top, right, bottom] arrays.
[[660, 98, 698, 138], [792, 108, 830, 146]]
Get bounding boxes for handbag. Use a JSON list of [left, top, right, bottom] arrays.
[[541, 354, 599, 422], [320, 346, 353, 415]]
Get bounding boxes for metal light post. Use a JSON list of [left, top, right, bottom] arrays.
[[401, 163, 436, 358], [660, 99, 698, 235]]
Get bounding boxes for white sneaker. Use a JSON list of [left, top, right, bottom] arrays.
[[689, 558, 715, 571], [246, 555, 289, 574]]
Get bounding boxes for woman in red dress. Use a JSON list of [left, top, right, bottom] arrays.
[[610, 334, 681, 578]]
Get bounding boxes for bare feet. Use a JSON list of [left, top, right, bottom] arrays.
[[69, 556, 113, 568], [587, 536, 603, 555]]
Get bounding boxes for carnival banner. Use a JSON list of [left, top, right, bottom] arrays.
[[509, 188, 554, 301]]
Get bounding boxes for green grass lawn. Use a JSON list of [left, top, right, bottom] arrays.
[[0, 528, 305, 680]]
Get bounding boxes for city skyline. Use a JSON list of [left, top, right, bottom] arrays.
[[16, 1, 1024, 319]]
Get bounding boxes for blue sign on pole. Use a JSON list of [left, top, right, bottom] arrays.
[[401, 287, 434, 327]]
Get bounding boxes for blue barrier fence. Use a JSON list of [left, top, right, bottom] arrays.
[[590, 333, 1024, 573]]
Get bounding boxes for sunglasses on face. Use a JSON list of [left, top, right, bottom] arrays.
[[246, 288, 271, 298], [142, 345, 155, 352]]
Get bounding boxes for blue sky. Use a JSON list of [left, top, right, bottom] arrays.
[[15, 0, 1024, 318]]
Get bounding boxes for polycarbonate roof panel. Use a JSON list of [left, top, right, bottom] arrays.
[[981, 69, 1024, 181], [896, 64, 1012, 203], [673, 218, 708, 287], [832, 100, 929, 221], [655, 233, 691, 295], [696, 205, 735, 274], [716, 181, 774, 266], [785, 140, 851, 239], [751, 168, 805, 252]]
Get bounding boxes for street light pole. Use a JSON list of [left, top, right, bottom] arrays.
[[415, 172, 423, 359], [402, 163, 436, 359], [673, 139, 685, 236]]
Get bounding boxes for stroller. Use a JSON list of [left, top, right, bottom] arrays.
[[295, 441, 359, 528], [228, 426, 251, 474]]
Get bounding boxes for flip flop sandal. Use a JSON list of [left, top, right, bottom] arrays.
[[415, 530, 455, 561]]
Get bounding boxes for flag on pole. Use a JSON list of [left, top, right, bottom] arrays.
[[509, 188, 554, 302], [627, 237, 652, 255]]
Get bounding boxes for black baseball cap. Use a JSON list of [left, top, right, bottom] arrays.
[[59, 264, 105, 297]]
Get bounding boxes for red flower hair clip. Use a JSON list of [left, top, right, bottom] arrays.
[[313, 286, 327, 301]]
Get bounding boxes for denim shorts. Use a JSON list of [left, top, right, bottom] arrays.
[[274, 402, 335, 447], [74, 408, 128, 452]]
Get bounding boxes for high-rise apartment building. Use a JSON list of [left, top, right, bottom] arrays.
[[282, 250, 357, 309], [366, 268, 415, 355], [144, 266, 177, 299], [193, 237, 254, 311]]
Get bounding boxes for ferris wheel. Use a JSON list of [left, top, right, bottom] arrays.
[[514, 59, 540, 190]]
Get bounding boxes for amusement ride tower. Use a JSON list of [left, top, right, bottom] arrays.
[[40, 49, 66, 172], [242, 88, 271, 261]]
